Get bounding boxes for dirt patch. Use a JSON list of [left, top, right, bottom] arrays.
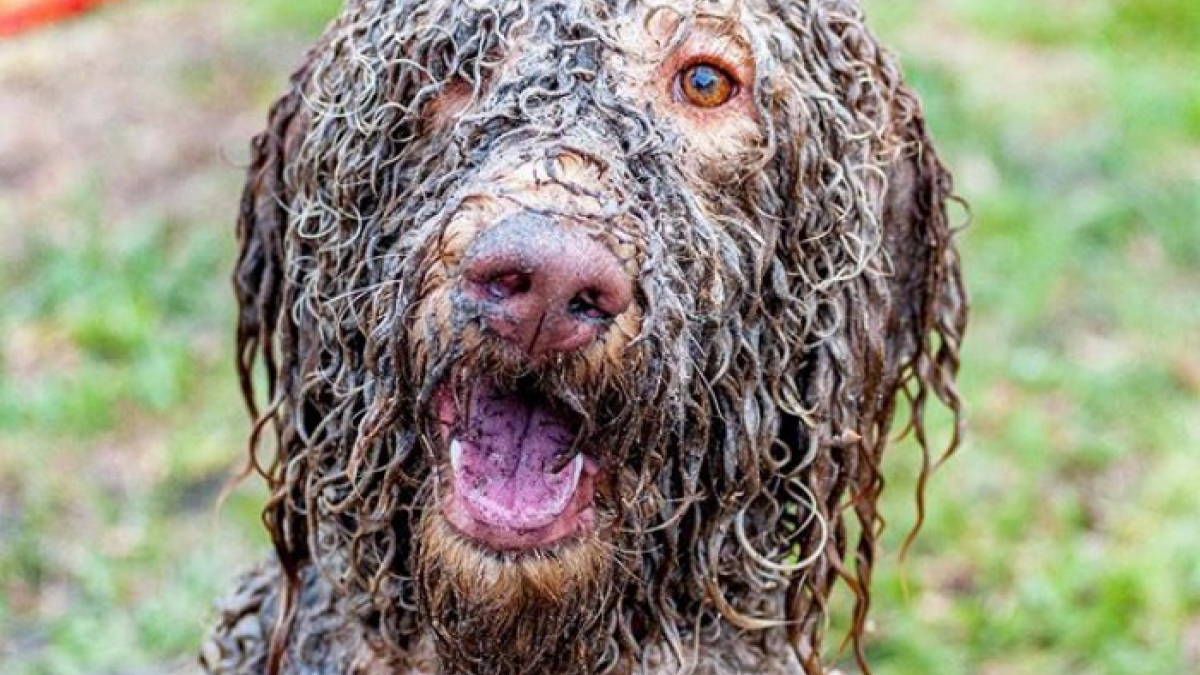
[[0, 0, 310, 260]]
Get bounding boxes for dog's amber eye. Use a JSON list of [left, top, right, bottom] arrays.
[[677, 62, 737, 108]]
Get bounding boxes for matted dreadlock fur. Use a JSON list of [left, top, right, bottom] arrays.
[[200, 1, 966, 674]]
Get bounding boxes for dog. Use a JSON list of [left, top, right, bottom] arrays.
[[200, 1, 966, 674]]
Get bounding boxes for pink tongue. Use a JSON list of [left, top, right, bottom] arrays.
[[451, 384, 580, 531]]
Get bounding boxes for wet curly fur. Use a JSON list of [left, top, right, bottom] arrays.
[[200, 1, 966, 674]]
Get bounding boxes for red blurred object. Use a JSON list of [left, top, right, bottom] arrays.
[[0, 0, 124, 37]]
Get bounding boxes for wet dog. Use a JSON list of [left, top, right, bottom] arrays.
[[201, 1, 966, 674]]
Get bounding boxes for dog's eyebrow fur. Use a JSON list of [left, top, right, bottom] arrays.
[[206, 1, 966, 675]]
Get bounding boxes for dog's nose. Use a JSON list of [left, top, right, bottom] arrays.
[[460, 213, 632, 357]]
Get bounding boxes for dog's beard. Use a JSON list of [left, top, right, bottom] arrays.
[[415, 511, 620, 675]]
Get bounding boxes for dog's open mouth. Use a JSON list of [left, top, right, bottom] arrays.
[[437, 380, 599, 551]]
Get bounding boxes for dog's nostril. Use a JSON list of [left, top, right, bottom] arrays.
[[484, 271, 532, 300], [567, 290, 611, 321]]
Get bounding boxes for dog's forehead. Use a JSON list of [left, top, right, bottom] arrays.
[[400, 0, 779, 58], [396, 0, 777, 180], [511, 0, 762, 54]]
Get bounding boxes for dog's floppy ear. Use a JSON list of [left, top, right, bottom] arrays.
[[747, 6, 966, 671], [880, 88, 967, 469], [230, 67, 316, 675], [773, 106, 966, 672], [234, 69, 309, 420]]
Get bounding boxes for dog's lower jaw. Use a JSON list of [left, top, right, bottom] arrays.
[[415, 513, 620, 675]]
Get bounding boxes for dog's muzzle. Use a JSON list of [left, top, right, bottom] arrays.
[[436, 211, 632, 552], [458, 212, 633, 358]]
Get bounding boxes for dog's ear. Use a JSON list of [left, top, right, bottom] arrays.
[[232, 65, 314, 573], [234, 72, 309, 419], [880, 91, 967, 463], [231, 69, 316, 675], [740, 7, 966, 671]]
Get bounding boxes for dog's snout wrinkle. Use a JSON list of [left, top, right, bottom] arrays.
[[460, 213, 633, 357]]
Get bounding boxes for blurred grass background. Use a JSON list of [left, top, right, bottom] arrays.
[[0, 0, 1196, 674]]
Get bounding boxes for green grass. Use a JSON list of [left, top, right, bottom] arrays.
[[237, 0, 341, 38], [0, 188, 269, 675], [0, 2, 320, 673], [857, 1, 1200, 673], [1, 0, 1196, 673]]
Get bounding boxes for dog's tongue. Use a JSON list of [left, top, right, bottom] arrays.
[[449, 384, 582, 532]]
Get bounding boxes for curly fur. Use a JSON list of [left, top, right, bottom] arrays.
[[201, 1, 966, 674]]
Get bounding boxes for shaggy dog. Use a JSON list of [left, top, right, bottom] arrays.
[[200, 1, 965, 674]]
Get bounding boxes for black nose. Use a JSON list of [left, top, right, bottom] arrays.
[[459, 213, 633, 357]]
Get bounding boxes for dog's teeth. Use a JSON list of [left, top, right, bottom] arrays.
[[570, 453, 584, 483], [450, 439, 464, 474]]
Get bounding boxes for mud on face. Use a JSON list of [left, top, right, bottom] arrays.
[[233, 1, 966, 674]]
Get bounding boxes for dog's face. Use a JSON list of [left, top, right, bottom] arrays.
[[235, 1, 965, 674]]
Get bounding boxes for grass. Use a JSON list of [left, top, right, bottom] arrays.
[[858, 1, 1200, 673], [0, 1, 330, 672], [0, 167, 266, 675], [0, 0, 1196, 674]]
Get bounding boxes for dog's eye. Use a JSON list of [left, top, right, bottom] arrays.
[[677, 62, 737, 108]]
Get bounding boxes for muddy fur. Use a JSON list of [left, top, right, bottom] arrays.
[[201, 1, 966, 674]]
